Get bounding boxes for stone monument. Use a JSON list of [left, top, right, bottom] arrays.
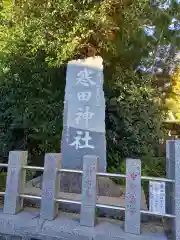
[[60, 56, 122, 197], [61, 56, 106, 171], [24, 56, 147, 217]]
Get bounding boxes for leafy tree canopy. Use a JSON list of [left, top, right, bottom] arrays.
[[0, 0, 179, 175]]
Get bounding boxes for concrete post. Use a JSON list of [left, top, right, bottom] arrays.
[[40, 153, 61, 220], [3, 151, 28, 214], [80, 155, 98, 227], [124, 158, 141, 235], [166, 140, 180, 240], [166, 140, 175, 215]]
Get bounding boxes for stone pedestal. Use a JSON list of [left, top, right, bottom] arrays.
[[60, 173, 123, 197]]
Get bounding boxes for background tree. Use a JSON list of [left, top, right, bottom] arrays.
[[165, 66, 180, 119], [0, 0, 179, 179]]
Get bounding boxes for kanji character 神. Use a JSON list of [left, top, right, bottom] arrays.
[[75, 106, 94, 128]]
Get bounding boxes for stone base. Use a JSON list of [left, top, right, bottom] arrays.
[[24, 176, 148, 221], [60, 173, 123, 197], [0, 208, 168, 240], [26, 174, 124, 197]]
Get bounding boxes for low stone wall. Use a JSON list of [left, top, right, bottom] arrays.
[[2, 140, 180, 239], [0, 208, 168, 240]]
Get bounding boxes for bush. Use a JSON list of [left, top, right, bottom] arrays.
[[0, 0, 167, 174]]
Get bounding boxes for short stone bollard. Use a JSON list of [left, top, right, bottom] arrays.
[[166, 140, 180, 240], [40, 153, 61, 220], [80, 155, 98, 227], [3, 151, 28, 215], [124, 158, 141, 235]]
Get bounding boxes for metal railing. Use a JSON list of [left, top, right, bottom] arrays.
[[0, 141, 179, 239], [0, 163, 174, 182], [0, 162, 175, 219]]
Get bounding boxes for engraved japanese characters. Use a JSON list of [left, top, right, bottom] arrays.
[[61, 57, 106, 172]]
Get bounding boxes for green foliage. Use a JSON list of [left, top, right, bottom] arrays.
[[165, 66, 180, 120], [106, 67, 166, 160], [0, 55, 65, 162], [0, 0, 178, 174], [0, 172, 7, 192]]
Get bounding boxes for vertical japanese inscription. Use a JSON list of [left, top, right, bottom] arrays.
[[84, 164, 95, 197], [80, 155, 97, 227], [61, 56, 106, 173], [125, 159, 141, 235], [69, 67, 96, 149], [149, 181, 165, 214], [126, 163, 140, 215]]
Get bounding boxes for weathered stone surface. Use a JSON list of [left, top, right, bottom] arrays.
[[61, 127, 106, 171], [40, 153, 61, 220], [60, 57, 107, 194], [0, 209, 168, 240], [166, 140, 175, 215], [80, 156, 98, 227], [24, 180, 148, 224], [166, 140, 180, 240], [3, 151, 28, 215], [26, 172, 123, 197], [124, 159, 141, 235], [61, 57, 106, 172]]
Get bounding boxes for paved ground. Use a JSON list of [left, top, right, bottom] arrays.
[[0, 196, 171, 239], [0, 189, 172, 239], [0, 208, 171, 240]]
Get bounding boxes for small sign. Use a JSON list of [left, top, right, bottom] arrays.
[[149, 181, 166, 215]]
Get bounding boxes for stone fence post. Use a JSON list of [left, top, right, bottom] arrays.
[[124, 158, 141, 235], [40, 153, 61, 220], [3, 151, 28, 214], [166, 140, 180, 240], [80, 155, 99, 227]]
